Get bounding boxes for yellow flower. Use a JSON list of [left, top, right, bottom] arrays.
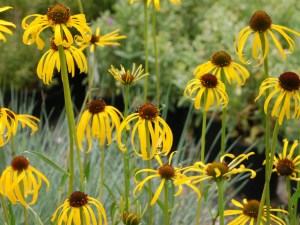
[[76, 27, 126, 53], [255, 72, 300, 125], [236, 10, 300, 64], [108, 64, 148, 85], [51, 191, 107, 225], [22, 3, 91, 49], [37, 40, 88, 85], [194, 51, 250, 86], [184, 73, 228, 111], [77, 99, 123, 151], [117, 103, 173, 160], [0, 6, 16, 42], [134, 154, 200, 205], [224, 199, 287, 225], [0, 156, 49, 206], [129, 0, 181, 11], [271, 139, 300, 181], [184, 152, 256, 183], [0, 107, 39, 147]]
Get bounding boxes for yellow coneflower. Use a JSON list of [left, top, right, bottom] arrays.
[[0, 6, 15, 42], [184, 152, 256, 183], [37, 40, 88, 85], [271, 139, 300, 181], [194, 51, 250, 86], [134, 154, 200, 205], [117, 103, 173, 160], [108, 64, 148, 86], [0, 156, 49, 206], [0, 107, 39, 147], [122, 212, 141, 225], [76, 27, 126, 53], [224, 199, 287, 225], [236, 10, 300, 64], [22, 3, 90, 49], [255, 72, 300, 125], [129, 0, 181, 11], [77, 99, 123, 151], [184, 73, 228, 111], [51, 191, 107, 225]]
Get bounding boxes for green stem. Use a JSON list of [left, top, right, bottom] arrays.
[[217, 180, 225, 225], [194, 198, 202, 225], [58, 45, 76, 195], [143, 0, 149, 101], [286, 178, 291, 201], [99, 145, 105, 198], [256, 121, 279, 225], [291, 142, 300, 224], [77, 0, 84, 13], [220, 107, 227, 156], [152, 9, 160, 105], [0, 196, 10, 225], [164, 182, 170, 225], [200, 109, 207, 162], [147, 159, 154, 225], [11, 135, 16, 157], [123, 86, 130, 211], [24, 206, 28, 225]]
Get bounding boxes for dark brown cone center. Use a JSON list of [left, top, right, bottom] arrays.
[[249, 10, 272, 32], [90, 35, 99, 44], [88, 99, 106, 114], [200, 74, 218, 88], [69, 191, 88, 207], [211, 51, 232, 67], [206, 162, 229, 178], [279, 72, 300, 91], [138, 103, 159, 120], [47, 3, 70, 24], [243, 200, 260, 218], [11, 156, 29, 171], [121, 73, 135, 84], [276, 159, 295, 176], [158, 164, 175, 180]]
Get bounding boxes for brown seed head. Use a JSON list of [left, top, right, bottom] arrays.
[[243, 200, 260, 218], [138, 103, 159, 120], [276, 159, 295, 176], [122, 212, 141, 225], [206, 162, 229, 178], [158, 164, 175, 180], [249, 10, 272, 32], [11, 156, 29, 171], [200, 74, 218, 88], [47, 3, 70, 24], [121, 72, 135, 85], [90, 35, 99, 44], [69, 191, 88, 207], [88, 99, 106, 114], [211, 51, 232, 67], [279, 72, 300, 91]]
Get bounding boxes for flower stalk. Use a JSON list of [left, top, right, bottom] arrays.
[[152, 9, 160, 105], [164, 182, 170, 225], [217, 180, 225, 225], [143, 0, 149, 101]]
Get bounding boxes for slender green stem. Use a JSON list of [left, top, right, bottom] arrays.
[[0, 196, 9, 225], [24, 206, 28, 225], [77, 0, 84, 13], [99, 145, 105, 198], [143, 0, 149, 101], [200, 109, 207, 162], [123, 86, 130, 211], [164, 182, 170, 225], [147, 159, 154, 225], [217, 180, 225, 225], [152, 9, 160, 105], [11, 135, 16, 157], [286, 178, 291, 201], [256, 121, 279, 225], [194, 198, 202, 225], [58, 45, 76, 194], [220, 107, 227, 156]]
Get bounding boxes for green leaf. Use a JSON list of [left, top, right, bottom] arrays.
[[24, 151, 69, 176], [27, 206, 44, 225]]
